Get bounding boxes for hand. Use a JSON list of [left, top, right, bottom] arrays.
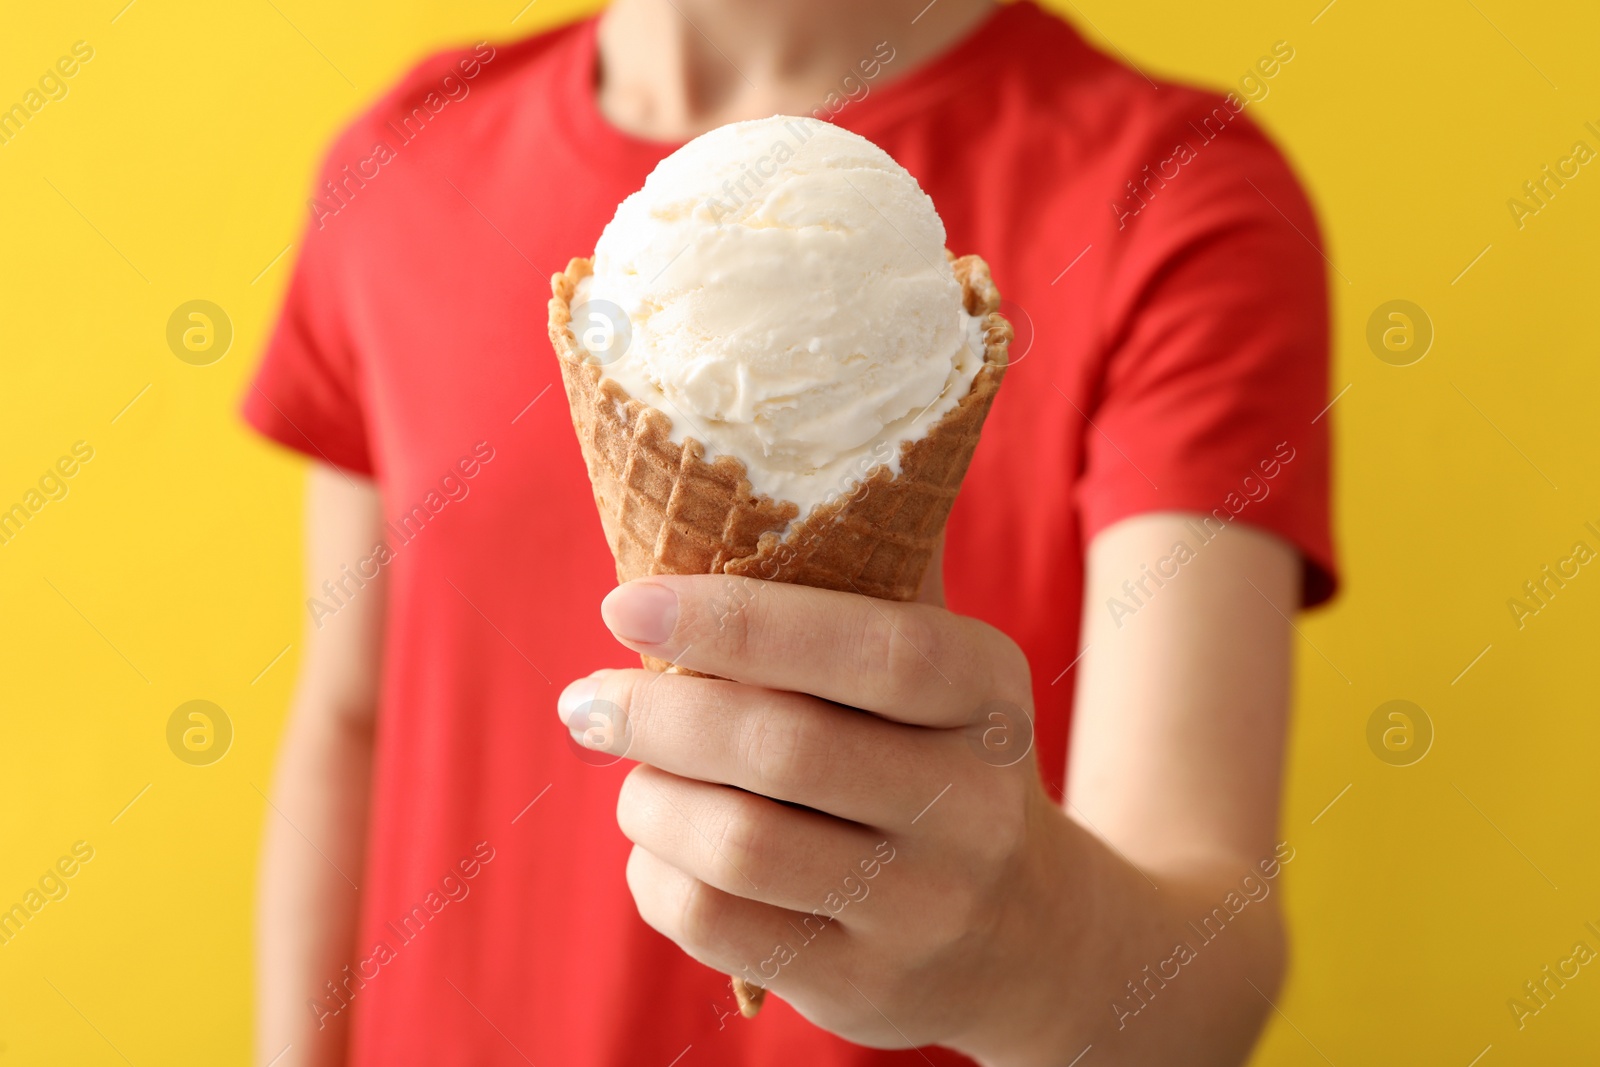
[[557, 575, 1082, 1060]]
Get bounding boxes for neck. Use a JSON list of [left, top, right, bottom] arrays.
[[597, 0, 996, 141]]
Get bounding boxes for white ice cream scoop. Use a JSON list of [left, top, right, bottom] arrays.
[[576, 115, 985, 522]]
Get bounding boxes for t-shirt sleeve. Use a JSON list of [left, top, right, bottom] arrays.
[[240, 126, 384, 478], [1077, 103, 1337, 606]]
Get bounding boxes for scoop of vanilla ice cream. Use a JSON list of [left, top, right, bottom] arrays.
[[577, 115, 984, 521]]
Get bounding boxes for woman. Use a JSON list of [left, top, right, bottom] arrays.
[[247, 1, 1334, 1063]]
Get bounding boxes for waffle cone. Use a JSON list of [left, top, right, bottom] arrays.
[[549, 254, 1010, 626]]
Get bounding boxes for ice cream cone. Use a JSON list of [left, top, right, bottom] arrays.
[[548, 252, 1010, 1013], [551, 252, 1008, 601]]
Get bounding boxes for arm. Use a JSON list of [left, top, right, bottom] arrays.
[[558, 510, 1298, 1065], [1060, 511, 1297, 1062], [256, 465, 387, 1067]]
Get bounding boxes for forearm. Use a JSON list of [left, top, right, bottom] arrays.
[[954, 802, 1285, 1067], [953, 514, 1301, 1065], [255, 702, 374, 1067]]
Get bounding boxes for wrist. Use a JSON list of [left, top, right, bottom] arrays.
[[946, 789, 1095, 1067]]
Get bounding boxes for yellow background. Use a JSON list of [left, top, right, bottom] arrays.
[[2, 0, 1596, 1062]]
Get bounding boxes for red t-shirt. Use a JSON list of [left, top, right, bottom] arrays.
[[244, 5, 1335, 1064]]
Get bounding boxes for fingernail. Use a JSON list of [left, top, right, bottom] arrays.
[[601, 582, 679, 645], [558, 675, 601, 728]]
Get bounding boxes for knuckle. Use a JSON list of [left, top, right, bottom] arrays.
[[709, 581, 759, 661], [716, 579, 807, 667], [984, 628, 1033, 705], [738, 710, 828, 795], [609, 670, 651, 724], [940, 881, 992, 946], [912, 859, 1006, 956], [856, 605, 940, 705], [679, 574, 772, 661], [953, 789, 1033, 918], [670, 577, 717, 642], [612, 670, 688, 751], [626, 846, 677, 937], [614, 766, 652, 842], [623, 845, 647, 899], [707, 793, 770, 887], [972, 794, 1029, 872], [675, 875, 723, 949], [937, 876, 980, 928], [703, 575, 762, 638], [590, 672, 643, 754]]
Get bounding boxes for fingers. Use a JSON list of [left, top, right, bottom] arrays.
[[560, 669, 948, 828], [618, 764, 896, 916], [598, 575, 1031, 725], [625, 843, 850, 990]]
